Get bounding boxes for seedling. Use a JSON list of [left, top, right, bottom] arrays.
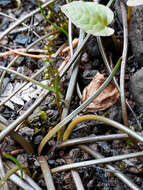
[[4, 153, 23, 179], [61, 2, 114, 36]]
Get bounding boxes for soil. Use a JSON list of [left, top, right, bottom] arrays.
[[0, 0, 143, 190]]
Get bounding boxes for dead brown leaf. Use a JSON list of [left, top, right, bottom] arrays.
[[81, 72, 119, 112]]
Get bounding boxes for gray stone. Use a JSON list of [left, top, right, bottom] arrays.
[[130, 69, 143, 112], [129, 5, 143, 64], [15, 34, 31, 45], [115, 1, 143, 64], [17, 154, 28, 168], [0, 0, 11, 7], [19, 127, 34, 140], [34, 135, 43, 144]]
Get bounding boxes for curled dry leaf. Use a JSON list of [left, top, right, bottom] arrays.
[[81, 72, 119, 112]]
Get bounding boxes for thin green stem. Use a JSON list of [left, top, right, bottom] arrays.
[[38, 0, 68, 38], [0, 66, 55, 93]]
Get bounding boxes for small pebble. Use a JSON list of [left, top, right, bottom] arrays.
[[34, 159, 40, 167], [0, 0, 11, 7], [48, 159, 55, 166], [19, 127, 34, 137], [15, 34, 31, 45], [130, 68, 143, 112], [0, 60, 7, 67], [34, 135, 43, 145]]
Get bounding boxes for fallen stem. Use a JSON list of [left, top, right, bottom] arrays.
[[58, 132, 143, 148], [64, 156, 85, 190], [0, 50, 51, 59], [0, 66, 55, 93], [51, 151, 143, 173], [0, 166, 18, 188], [39, 156, 56, 190], [58, 30, 84, 139], [62, 115, 143, 142], [120, 0, 129, 127], [0, 31, 58, 90]]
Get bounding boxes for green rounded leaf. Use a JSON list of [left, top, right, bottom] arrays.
[[127, 0, 143, 7], [61, 2, 114, 36]]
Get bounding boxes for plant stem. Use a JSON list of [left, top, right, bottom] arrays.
[[120, 0, 129, 127], [127, 6, 132, 30], [51, 151, 143, 173], [39, 156, 56, 190], [58, 132, 143, 148], [62, 115, 143, 142], [0, 166, 18, 188], [0, 66, 55, 93]]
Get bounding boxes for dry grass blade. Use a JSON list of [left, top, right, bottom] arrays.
[[58, 132, 143, 148], [0, 66, 55, 93], [120, 0, 129, 127], [59, 34, 90, 78], [0, 12, 39, 37], [0, 31, 57, 90], [59, 30, 85, 138], [80, 145, 140, 190], [0, 155, 9, 190], [96, 37, 142, 130], [16, 171, 42, 190], [71, 170, 85, 190], [65, 157, 85, 190], [51, 151, 143, 173], [62, 115, 143, 143], [39, 156, 56, 190], [0, 166, 18, 188], [9, 174, 35, 190]]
